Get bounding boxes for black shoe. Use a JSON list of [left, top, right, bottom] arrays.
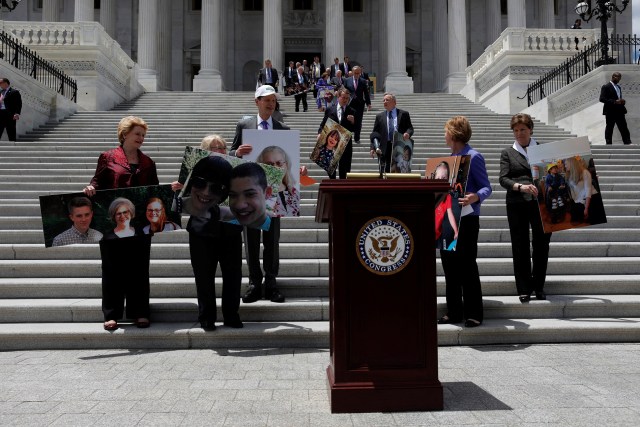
[[465, 319, 481, 328], [535, 291, 546, 300], [264, 287, 285, 303], [242, 284, 262, 304], [223, 318, 244, 328], [200, 321, 216, 331], [519, 294, 531, 303], [437, 315, 461, 324]]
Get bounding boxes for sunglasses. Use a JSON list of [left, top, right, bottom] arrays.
[[191, 176, 226, 193]]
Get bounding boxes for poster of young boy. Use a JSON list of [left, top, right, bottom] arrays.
[[175, 147, 284, 214], [528, 136, 607, 233], [39, 185, 180, 248], [390, 133, 414, 173], [310, 118, 352, 176], [242, 129, 301, 217], [425, 155, 471, 251]]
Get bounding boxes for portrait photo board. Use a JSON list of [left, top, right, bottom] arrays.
[[40, 184, 179, 248], [527, 136, 607, 233], [425, 155, 471, 251], [390, 132, 415, 173], [310, 118, 353, 176], [242, 129, 301, 218]]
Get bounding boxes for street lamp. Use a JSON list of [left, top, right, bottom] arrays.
[[0, 0, 21, 11], [575, 0, 630, 66]]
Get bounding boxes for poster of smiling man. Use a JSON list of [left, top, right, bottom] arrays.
[[40, 185, 180, 248], [527, 136, 607, 233], [242, 129, 301, 217], [310, 118, 352, 176], [425, 155, 471, 251]]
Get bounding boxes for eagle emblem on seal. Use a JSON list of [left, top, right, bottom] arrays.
[[368, 235, 401, 263]]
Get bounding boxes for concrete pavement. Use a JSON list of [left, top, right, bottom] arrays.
[[1, 343, 640, 426]]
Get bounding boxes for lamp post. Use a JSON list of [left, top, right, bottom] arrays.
[[575, 0, 629, 66]]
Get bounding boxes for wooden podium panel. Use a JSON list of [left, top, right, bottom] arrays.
[[316, 179, 448, 413]]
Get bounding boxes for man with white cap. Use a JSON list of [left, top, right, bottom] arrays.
[[230, 85, 290, 303]]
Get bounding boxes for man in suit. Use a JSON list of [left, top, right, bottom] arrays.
[[0, 78, 22, 141], [370, 92, 414, 173], [600, 72, 632, 145], [317, 88, 357, 179], [344, 66, 371, 143], [341, 56, 351, 76], [257, 59, 279, 92], [330, 57, 341, 78], [230, 85, 289, 303], [330, 70, 345, 88], [293, 66, 309, 112], [310, 55, 325, 98], [284, 61, 296, 86]]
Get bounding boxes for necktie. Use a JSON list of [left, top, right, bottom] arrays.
[[354, 78, 357, 90], [615, 84, 621, 99], [388, 111, 394, 141], [337, 107, 342, 122], [267, 68, 271, 81], [260, 120, 269, 130]]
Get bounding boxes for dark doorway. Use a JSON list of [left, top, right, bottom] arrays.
[[284, 52, 322, 69]]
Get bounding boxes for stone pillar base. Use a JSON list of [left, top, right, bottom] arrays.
[[138, 70, 158, 92], [193, 74, 223, 92], [445, 72, 466, 94], [384, 75, 414, 94]]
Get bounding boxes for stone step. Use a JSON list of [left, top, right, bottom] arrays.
[[2, 318, 640, 350]]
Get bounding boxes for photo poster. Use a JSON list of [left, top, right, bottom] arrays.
[[40, 184, 180, 248], [242, 129, 301, 217], [174, 146, 285, 224], [528, 136, 607, 234], [389, 133, 415, 173], [283, 82, 309, 97], [310, 118, 353, 176], [425, 155, 471, 251]]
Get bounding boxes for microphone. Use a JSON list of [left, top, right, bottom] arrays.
[[370, 131, 382, 156]]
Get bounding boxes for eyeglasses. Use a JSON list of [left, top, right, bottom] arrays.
[[115, 210, 130, 217], [191, 176, 226, 193], [146, 209, 162, 215]]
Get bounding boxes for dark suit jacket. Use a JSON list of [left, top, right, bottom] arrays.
[[340, 62, 351, 75], [330, 63, 341, 78], [89, 146, 159, 190], [344, 77, 371, 109], [370, 108, 414, 152], [309, 62, 325, 80], [498, 147, 536, 204], [258, 67, 279, 88], [230, 116, 290, 157], [599, 82, 627, 115], [317, 103, 357, 135], [284, 67, 297, 85], [2, 87, 22, 116], [330, 76, 344, 88]]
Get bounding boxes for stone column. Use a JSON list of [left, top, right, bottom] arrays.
[[138, 0, 158, 92], [193, 0, 223, 92], [508, 0, 526, 28], [384, 0, 413, 93], [538, 0, 555, 28], [74, 0, 94, 22], [445, 0, 467, 93], [432, 0, 448, 92], [263, 0, 283, 75], [325, 0, 344, 68], [42, 0, 60, 22], [485, 0, 502, 44], [100, 0, 117, 38], [158, 0, 173, 91]]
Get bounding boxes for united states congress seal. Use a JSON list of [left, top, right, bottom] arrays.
[[356, 216, 413, 275]]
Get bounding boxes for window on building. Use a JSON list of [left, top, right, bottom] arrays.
[[404, 0, 413, 14], [344, 0, 363, 13], [192, 0, 201, 11], [94, 0, 100, 9], [501, 0, 507, 15], [243, 0, 263, 11], [293, 0, 313, 10]]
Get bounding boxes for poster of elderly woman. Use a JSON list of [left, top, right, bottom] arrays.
[[310, 118, 352, 176], [528, 136, 607, 233]]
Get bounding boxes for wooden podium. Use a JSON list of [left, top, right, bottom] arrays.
[[316, 179, 448, 413]]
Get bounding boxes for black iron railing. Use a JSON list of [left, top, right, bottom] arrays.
[[0, 30, 77, 103], [523, 34, 640, 106]]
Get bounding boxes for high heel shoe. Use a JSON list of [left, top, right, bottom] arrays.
[[519, 294, 531, 303]]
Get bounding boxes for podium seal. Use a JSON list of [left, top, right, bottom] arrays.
[[356, 216, 414, 275]]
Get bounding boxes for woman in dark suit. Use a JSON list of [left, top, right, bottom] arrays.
[[84, 116, 159, 330], [499, 113, 551, 303]]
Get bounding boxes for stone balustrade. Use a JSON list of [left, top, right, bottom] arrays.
[[467, 27, 600, 82], [1, 21, 142, 111]]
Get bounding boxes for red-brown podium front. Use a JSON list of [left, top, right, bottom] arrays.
[[316, 179, 448, 413]]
